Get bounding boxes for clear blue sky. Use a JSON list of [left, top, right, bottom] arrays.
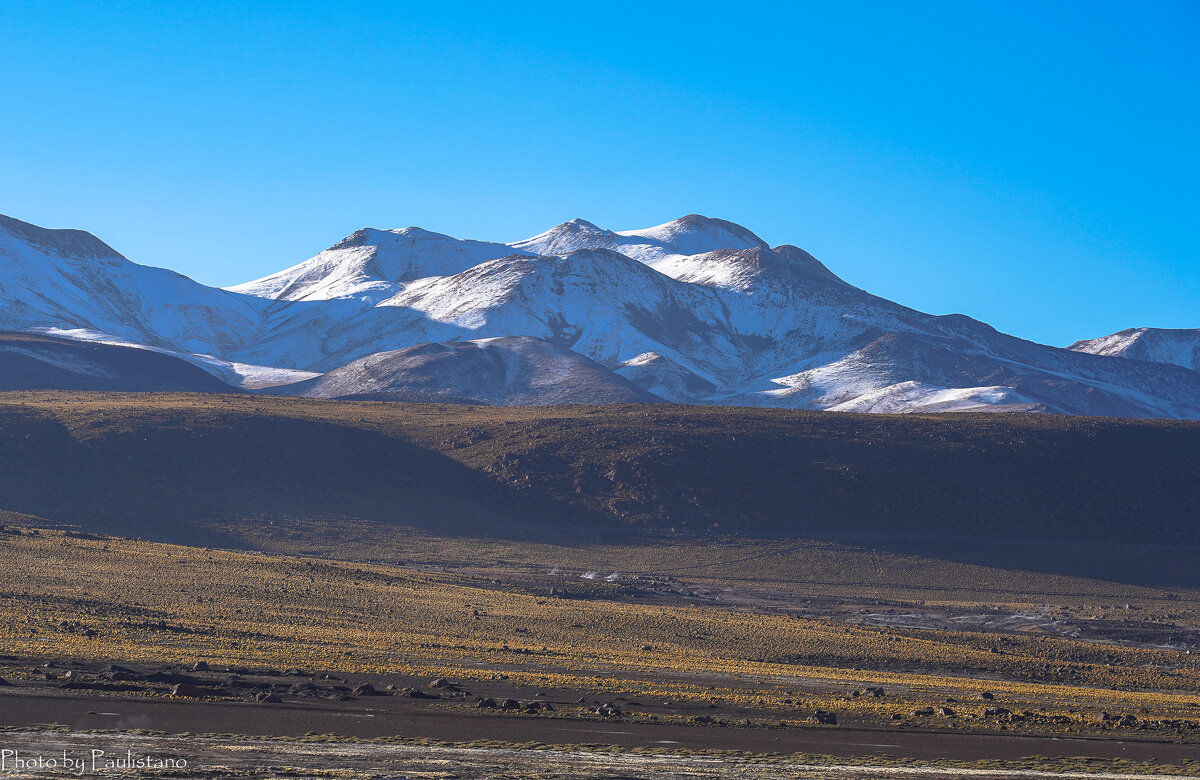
[[2, 1, 1196, 346]]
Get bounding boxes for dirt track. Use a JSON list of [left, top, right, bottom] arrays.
[[2, 689, 1197, 766]]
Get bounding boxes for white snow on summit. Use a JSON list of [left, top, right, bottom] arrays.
[[227, 227, 533, 303], [509, 215, 767, 266]]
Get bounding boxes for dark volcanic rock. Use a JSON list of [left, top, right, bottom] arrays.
[[144, 672, 201, 685], [403, 688, 439, 699]]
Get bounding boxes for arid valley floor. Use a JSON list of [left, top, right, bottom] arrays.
[[1, 393, 1198, 777]]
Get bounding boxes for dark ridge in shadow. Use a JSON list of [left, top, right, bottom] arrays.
[[0, 392, 1197, 586]]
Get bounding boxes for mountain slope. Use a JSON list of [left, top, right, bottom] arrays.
[[232, 247, 743, 378], [510, 214, 768, 264], [1071, 328, 1200, 373], [1, 393, 1197, 585], [0, 214, 263, 354], [0, 331, 237, 392], [270, 335, 663, 405], [227, 227, 534, 303]]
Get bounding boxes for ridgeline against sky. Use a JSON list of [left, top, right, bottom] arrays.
[[1, 1, 1196, 346]]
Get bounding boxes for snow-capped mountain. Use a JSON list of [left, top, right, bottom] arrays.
[[1070, 328, 1200, 373], [510, 215, 768, 265], [228, 227, 534, 303], [1, 211, 1197, 417], [0, 214, 262, 355]]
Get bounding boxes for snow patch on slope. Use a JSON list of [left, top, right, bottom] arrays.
[[33, 328, 318, 389]]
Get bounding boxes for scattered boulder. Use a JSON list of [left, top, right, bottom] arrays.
[[476, 697, 498, 708], [910, 707, 935, 717], [351, 683, 377, 696], [809, 710, 838, 725], [144, 672, 200, 685], [254, 691, 281, 703], [170, 683, 210, 698], [1095, 712, 1116, 722], [402, 688, 439, 699], [936, 707, 956, 717], [1118, 715, 1137, 727], [192, 661, 209, 672], [691, 714, 714, 723], [500, 698, 521, 710], [977, 692, 995, 700], [0, 678, 10, 687], [283, 668, 305, 677], [429, 677, 454, 688], [982, 707, 1011, 718]]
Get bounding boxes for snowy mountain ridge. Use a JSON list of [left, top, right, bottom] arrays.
[[1, 211, 1197, 416], [1070, 328, 1200, 374]]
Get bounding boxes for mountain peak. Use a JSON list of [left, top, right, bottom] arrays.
[[0, 213, 125, 261], [617, 215, 768, 257], [1071, 327, 1200, 373], [509, 218, 618, 256], [770, 245, 845, 283], [672, 214, 768, 246], [542, 217, 612, 236], [232, 225, 528, 301], [562, 217, 603, 230], [328, 226, 453, 251]]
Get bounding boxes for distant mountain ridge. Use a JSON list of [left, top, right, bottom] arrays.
[[270, 336, 663, 405], [0, 211, 1196, 416], [0, 331, 236, 393], [1070, 328, 1200, 373]]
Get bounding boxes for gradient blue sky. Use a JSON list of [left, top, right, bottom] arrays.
[[2, 1, 1196, 346]]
